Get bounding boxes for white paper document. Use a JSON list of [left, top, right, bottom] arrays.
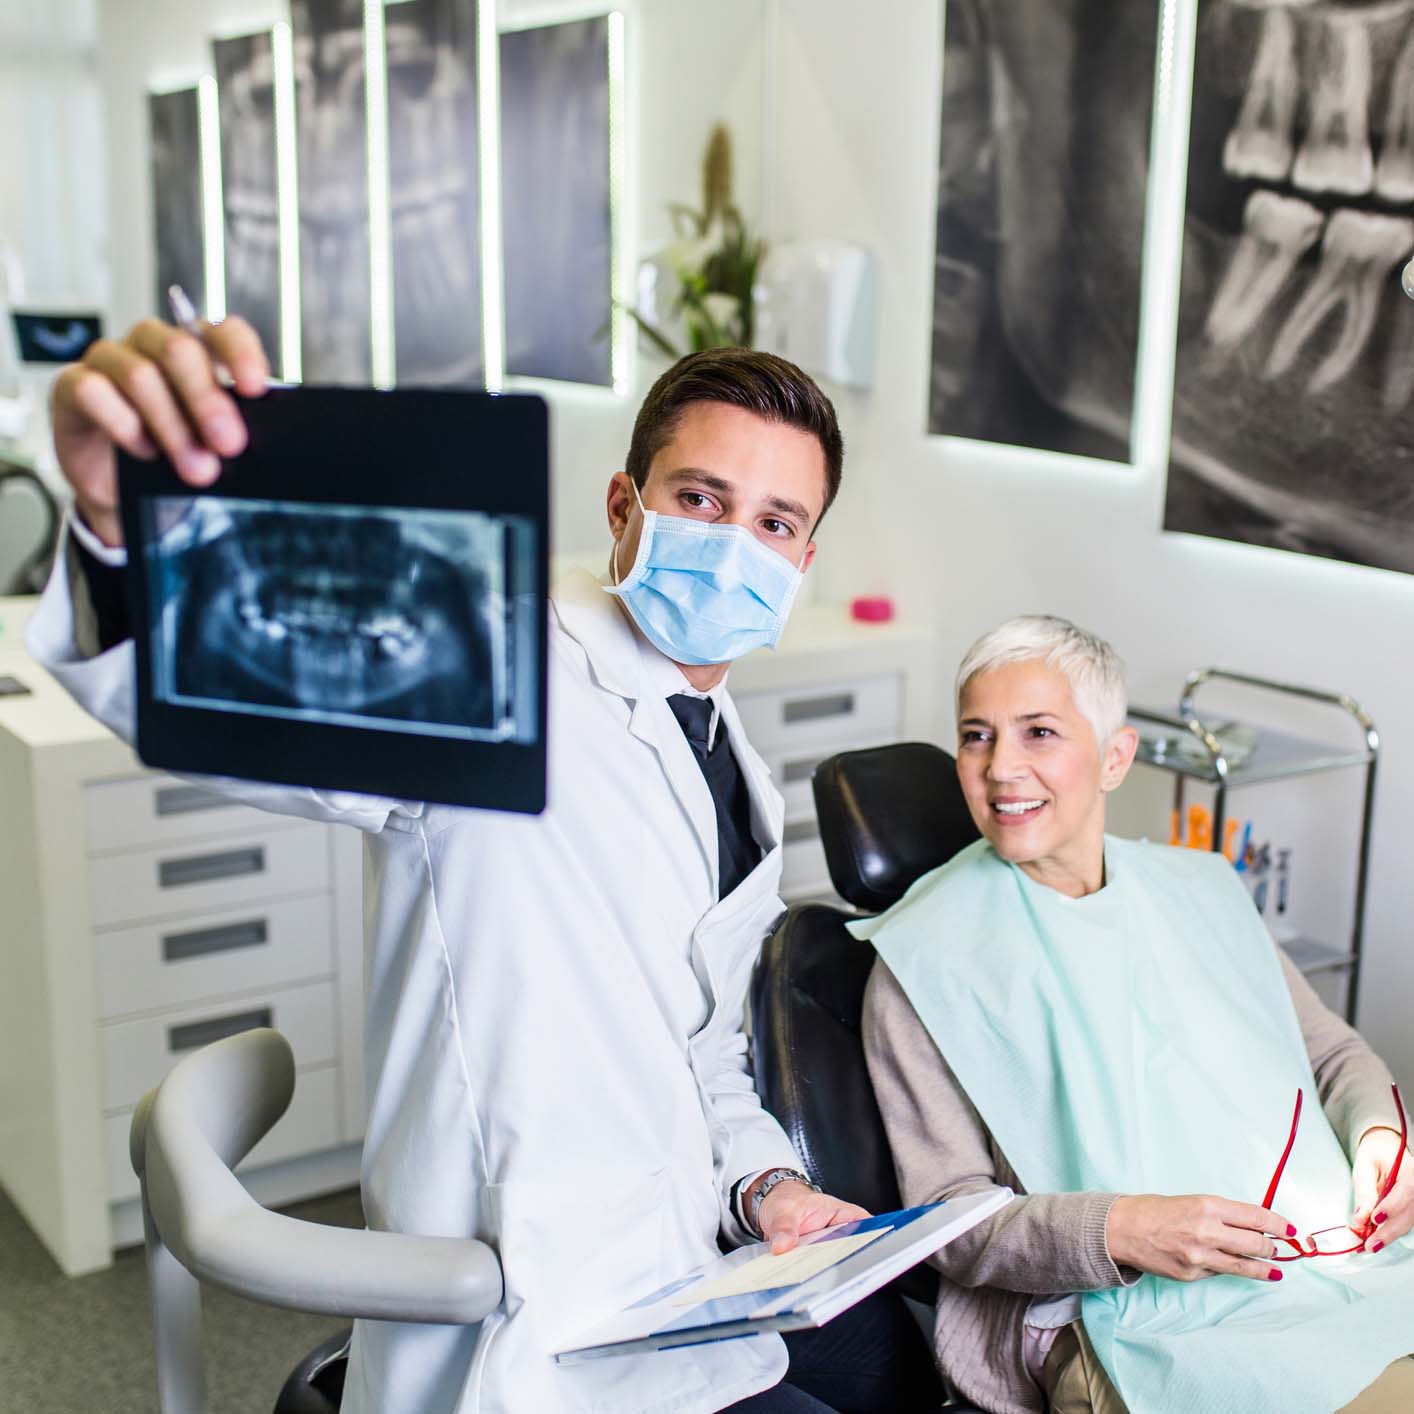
[[555, 1190, 1014, 1363], [670, 1228, 891, 1305]]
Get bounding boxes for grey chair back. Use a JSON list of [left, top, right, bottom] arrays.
[[131, 1027, 504, 1414]]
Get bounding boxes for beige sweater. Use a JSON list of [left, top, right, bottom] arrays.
[[862, 949, 1396, 1414]]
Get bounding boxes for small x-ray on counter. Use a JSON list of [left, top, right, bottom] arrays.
[[119, 385, 549, 813]]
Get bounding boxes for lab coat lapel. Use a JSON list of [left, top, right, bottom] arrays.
[[551, 570, 720, 889]]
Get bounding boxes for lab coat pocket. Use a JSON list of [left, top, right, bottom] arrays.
[[484, 1165, 669, 1353]]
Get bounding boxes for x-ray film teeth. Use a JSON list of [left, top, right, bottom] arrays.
[[144, 497, 535, 743], [1167, 0, 1414, 574]]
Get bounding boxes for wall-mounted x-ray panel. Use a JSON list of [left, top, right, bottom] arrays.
[[291, 0, 372, 384], [500, 16, 613, 387], [1164, 0, 1414, 575], [213, 31, 281, 365], [149, 87, 206, 317], [386, 0, 484, 386], [927, 0, 1160, 461]]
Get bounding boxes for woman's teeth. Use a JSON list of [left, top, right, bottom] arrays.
[[995, 800, 1045, 816]]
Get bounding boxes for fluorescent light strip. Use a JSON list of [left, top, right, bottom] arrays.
[[364, 0, 395, 388], [197, 75, 226, 322], [607, 10, 629, 394], [271, 22, 302, 382], [478, 0, 505, 391]]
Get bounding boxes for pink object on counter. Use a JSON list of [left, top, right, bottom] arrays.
[[850, 596, 894, 623]]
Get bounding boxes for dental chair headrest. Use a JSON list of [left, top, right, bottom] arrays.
[[812, 742, 980, 913]]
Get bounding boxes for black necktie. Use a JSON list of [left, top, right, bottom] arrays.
[[667, 694, 762, 900]]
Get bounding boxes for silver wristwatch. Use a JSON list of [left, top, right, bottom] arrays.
[[747, 1167, 820, 1239]]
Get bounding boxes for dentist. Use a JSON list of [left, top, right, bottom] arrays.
[[31, 319, 938, 1413]]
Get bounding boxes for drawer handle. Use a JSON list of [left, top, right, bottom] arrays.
[[154, 783, 228, 817], [168, 1006, 273, 1053], [159, 846, 266, 889], [783, 819, 820, 846], [162, 918, 269, 963], [782, 756, 824, 785], [783, 692, 855, 724]]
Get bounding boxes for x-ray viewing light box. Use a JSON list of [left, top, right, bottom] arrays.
[[118, 385, 550, 815], [197, 74, 226, 322]]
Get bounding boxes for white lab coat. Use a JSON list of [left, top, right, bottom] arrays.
[[29, 539, 802, 1414]]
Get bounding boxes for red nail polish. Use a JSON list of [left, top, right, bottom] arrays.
[[1268, 1269, 1283, 1281], [1375, 1211, 1388, 1225], [1373, 1241, 1385, 1253], [1286, 1224, 1297, 1237]]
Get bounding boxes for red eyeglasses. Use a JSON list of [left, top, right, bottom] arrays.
[[1260, 1083, 1407, 1260]]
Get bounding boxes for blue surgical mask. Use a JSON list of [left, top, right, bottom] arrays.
[[606, 481, 804, 666]]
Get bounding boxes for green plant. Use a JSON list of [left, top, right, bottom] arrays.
[[626, 124, 767, 358]]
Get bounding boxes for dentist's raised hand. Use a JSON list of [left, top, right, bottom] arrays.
[[49, 316, 270, 548]]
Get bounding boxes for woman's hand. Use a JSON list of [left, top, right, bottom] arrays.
[[751, 1179, 870, 1255], [1106, 1194, 1294, 1282], [49, 316, 269, 549], [1352, 1127, 1413, 1253]]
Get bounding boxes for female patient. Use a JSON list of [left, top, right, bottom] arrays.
[[856, 617, 1414, 1414]]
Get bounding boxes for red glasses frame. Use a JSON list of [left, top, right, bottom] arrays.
[[1260, 1083, 1406, 1261]]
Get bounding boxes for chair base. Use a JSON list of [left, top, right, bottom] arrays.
[[274, 1328, 350, 1414]]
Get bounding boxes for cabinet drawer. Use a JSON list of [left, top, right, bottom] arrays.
[[93, 893, 334, 1021], [735, 674, 900, 755], [84, 774, 306, 855], [99, 979, 338, 1114], [764, 730, 907, 820], [105, 1063, 341, 1203], [88, 824, 329, 931], [780, 817, 835, 901]]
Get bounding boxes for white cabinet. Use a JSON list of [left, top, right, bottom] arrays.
[[732, 608, 935, 906], [0, 608, 364, 1276]]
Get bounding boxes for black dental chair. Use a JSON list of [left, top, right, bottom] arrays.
[[750, 741, 982, 1409], [271, 741, 980, 1414]]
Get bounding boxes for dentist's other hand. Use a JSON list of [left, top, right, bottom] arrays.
[[1352, 1127, 1413, 1253], [49, 316, 270, 548], [753, 1179, 870, 1256]]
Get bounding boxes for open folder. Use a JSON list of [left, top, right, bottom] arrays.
[[554, 1189, 1013, 1363]]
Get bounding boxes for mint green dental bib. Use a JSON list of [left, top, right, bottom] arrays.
[[853, 836, 1414, 1414]]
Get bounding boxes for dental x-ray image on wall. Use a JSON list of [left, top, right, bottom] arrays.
[[143, 497, 535, 743], [149, 87, 205, 317], [291, 0, 372, 384], [928, 0, 1160, 460], [214, 31, 282, 366], [1164, 1, 1414, 574], [500, 16, 612, 387], [387, 0, 484, 386]]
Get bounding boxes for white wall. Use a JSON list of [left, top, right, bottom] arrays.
[[769, 0, 1414, 1087], [0, 0, 107, 309]]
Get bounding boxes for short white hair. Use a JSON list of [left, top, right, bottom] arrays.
[[955, 615, 1128, 744]]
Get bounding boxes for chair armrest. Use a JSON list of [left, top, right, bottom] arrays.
[[184, 1206, 503, 1324]]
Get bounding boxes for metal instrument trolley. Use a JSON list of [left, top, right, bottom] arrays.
[[1128, 669, 1379, 1024]]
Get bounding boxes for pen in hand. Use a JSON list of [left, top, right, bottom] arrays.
[[167, 283, 201, 337]]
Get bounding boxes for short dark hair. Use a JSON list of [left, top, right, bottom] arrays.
[[625, 348, 844, 525]]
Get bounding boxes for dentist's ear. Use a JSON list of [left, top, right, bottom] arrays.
[[1101, 725, 1140, 793], [605, 471, 636, 538]]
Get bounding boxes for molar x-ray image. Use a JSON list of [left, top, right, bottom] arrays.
[[149, 86, 206, 317], [214, 30, 282, 368], [144, 497, 535, 744], [1165, 0, 1414, 574], [928, 0, 1161, 460]]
